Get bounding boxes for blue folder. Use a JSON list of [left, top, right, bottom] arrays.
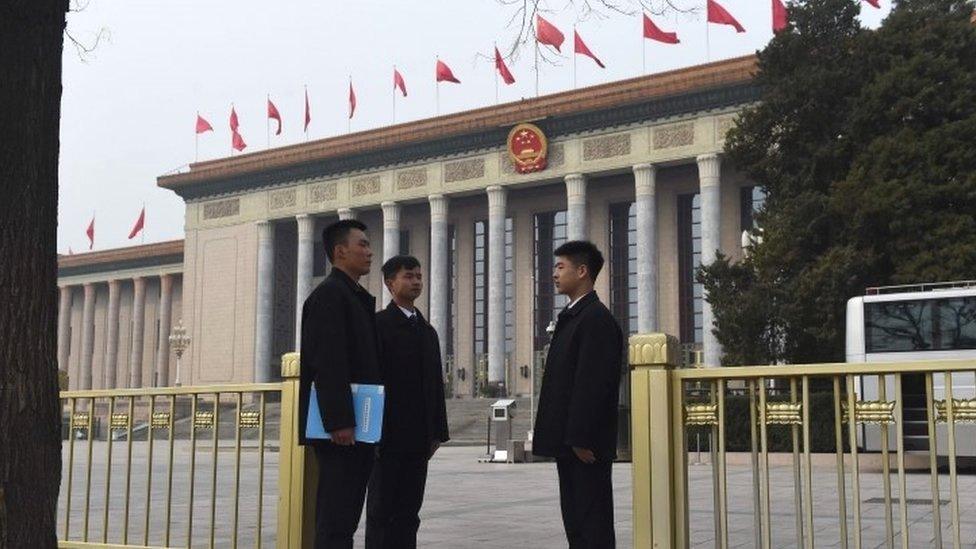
[[306, 383, 385, 443]]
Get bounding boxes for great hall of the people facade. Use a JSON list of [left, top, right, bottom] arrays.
[[57, 55, 766, 396]]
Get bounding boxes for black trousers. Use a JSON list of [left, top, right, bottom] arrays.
[[364, 449, 430, 549], [556, 456, 616, 549], [313, 443, 376, 549]]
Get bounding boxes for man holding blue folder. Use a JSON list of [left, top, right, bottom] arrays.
[[298, 219, 383, 549]]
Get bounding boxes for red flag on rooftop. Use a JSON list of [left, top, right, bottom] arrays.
[[304, 88, 311, 132], [394, 68, 408, 96], [573, 30, 605, 68], [348, 81, 357, 119], [773, 0, 789, 32], [267, 98, 282, 135], [229, 106, 239, 132], [86, 216, 95, 250], [128, 207, 145, 240], [707, 0, 746, 33], [536, 15, 565, 51], [863, 0, 881, 8], [195, 114, 213, 134], [232, 130, 246, 152], [643, 13, 680, 44], [494, 46, 516, 85], [436, 59, 460, 84]]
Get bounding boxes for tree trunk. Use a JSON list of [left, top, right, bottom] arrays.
[[0, 2, 68, 548]]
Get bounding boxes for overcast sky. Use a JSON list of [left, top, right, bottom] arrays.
[[57, 0, 890, 254]]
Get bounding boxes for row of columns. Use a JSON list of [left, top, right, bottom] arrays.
[[255, 153, 725, 385], [57, 274, 176, 389]]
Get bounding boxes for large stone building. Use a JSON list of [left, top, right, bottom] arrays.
[[58, 55, 764, 395]]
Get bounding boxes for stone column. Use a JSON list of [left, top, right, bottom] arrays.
[[697, 153, 723, 366], [428, 195, 450, 371], [565, 173, 588, 242], [255, 221, 275, 384], [634, 164, 659, 333], [57, 285, 72, 374], [79, 283, 96, 390], [155, 274, 174, 386], [295, 214, 315, 349], [486, 185, 507, 386], [338, 208, 357, 221], [381, 201, 401, 305], [129, 277, 147, 387], [103, 279, 122, 389]]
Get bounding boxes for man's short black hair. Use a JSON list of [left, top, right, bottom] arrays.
[[554, 240, 605, 282], [322, 219, 368, 262], [382, 255, 421, 281]]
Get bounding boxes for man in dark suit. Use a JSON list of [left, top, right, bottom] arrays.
[[366, 255, 449, 549], [533, 240, 624, 549], [298, 219, 382, 549]]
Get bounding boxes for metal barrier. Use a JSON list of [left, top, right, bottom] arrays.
[[57, 353, 316, 549], [630, 332, 976, 549]]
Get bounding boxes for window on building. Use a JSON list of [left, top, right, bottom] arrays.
[[473, 218, 514, 356], [740, 185, 767, 232], [399, 230, 411, 256], [533, 211, 568, 351], [609, 202, 638, 335], [677, 193, 703, 344]]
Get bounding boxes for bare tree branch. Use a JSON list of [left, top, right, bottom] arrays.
[[65, 0, 109, 62]]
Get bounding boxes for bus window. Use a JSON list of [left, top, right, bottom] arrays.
[[865, 296, 976, 353]]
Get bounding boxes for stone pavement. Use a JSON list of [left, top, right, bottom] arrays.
[[58, 443, 976, 547]]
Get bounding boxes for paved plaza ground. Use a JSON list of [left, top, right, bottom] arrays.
[[58, 443, 976, 548]]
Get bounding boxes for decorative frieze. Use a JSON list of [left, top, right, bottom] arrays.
[[396, 168, 428, 190], [444, 158, 485, 183], [351, 175, 382, 197], [717, 116, 735, 140], [269, 188, 296, 210], [653, 123, 695, 149], [309, 182, 337, 203], [202, 198, 240, 220], [582, 134, 631, 161]]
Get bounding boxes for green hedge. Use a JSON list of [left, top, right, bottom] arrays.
[[685, 392, 850, 453]]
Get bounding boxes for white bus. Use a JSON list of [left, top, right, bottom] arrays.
[[846, 281, 976, 457]]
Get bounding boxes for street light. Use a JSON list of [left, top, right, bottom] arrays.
[[169, 319, 191, 387]]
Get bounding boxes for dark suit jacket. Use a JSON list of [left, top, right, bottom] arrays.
[[532, 291, 624, 462], [298, 268, 382, 446], [375, 302, 450, 452]]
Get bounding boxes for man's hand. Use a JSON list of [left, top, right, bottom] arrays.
[[572, 446, 596, 464], [330, 427, 355, 446], [429, 441, 441, 459]]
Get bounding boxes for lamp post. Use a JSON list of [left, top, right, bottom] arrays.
[[169, 319, 191, 387]]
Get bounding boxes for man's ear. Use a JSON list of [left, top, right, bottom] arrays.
[[383, 278, 394, 293], [577, 262, 589, 280]]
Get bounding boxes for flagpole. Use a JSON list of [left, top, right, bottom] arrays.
[[534, 40, 540, 97], [393, 65, 397, 124], [642, 26, 647, 74], [230, 103, 234, 155], [573, 26, 578, 89], [266, 94, 271, 149], [195, 111, 199, 162], [348, 75, 352, 134], [706, 19, 711, 62], [304, 85, 309, 142], [494, 44, 499, 104], [141, 202, 146, 245], [435, 55, 440, 116]]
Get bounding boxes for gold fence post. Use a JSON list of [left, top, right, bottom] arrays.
[[630, 333, 683, 549], [277, 352, 318, 549]]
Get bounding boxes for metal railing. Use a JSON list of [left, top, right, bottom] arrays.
[[58, 353, 316, 549], [630, 332, 976, 549]]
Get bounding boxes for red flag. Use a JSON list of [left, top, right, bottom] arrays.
[[232, 130, 247, 152], [195, 114, 213, 134], [536, 15, 565, 51], [494, 47, 516, 85], [128, 207, 145, 240], [863, 0, 880, 7], [573, 30, 605, 68], [707, 0, 746, 33], [267, 98, 282, 135], [394, 68, 408, 97], [435, 60, 460, 84], [86, 217, 95, 250], [773, 0, 789, 32], [304, 88, 311, 132], [643, 14, 680, 44], [348, 82, 357, 119], [229, 106, 239, 132]]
